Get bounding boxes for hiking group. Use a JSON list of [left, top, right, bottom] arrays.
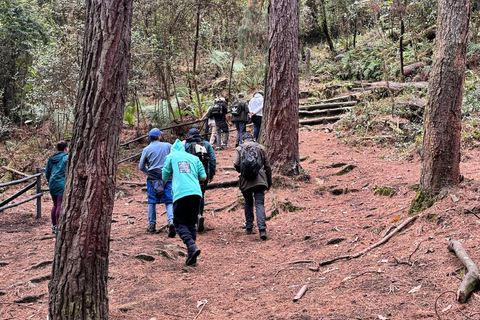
[[138, 91, 271, 266], [45, 91, 271, 267]]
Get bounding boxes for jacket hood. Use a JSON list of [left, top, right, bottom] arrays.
[[253, 93, 263, 99], [49, 151, 67, 163], [171, 139, 185, 153]]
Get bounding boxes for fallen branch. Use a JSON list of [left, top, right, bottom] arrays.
[[1, 166, 29, 177], [293, 284, 308, 302], [287, 260, 316, 265], [319, 215, 418, 266], [205, 179, 238, 190], [448, 239, 480, 303]]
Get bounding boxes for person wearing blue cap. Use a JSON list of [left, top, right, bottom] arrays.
[[139, 128, 175, 236], [184, 128, 216, 231]]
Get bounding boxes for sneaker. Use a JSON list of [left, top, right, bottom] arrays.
[[197, 215, 205, 232], [186, 244, 201, 266], [259, 230, 267, 240], [215, 146, 223, 151], [222, 144, 231, 149], [146, 223, 156, 234], [167, 222, 176, 238], [246, 227, 253, 234], [52, 225, 57, 234]]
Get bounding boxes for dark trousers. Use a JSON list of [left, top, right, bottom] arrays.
[[234, 121, 247, 145], [242, 186, 266, 230], [251, 115, 262, 141], [51, 195, 63, 226], [199, 181, 207, 216], [174, 223, 197, 247], [173, 195, 201, 247]]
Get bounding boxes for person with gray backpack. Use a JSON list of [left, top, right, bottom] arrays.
[[230, 93, 249, 147], [233, 133, 272, 240]]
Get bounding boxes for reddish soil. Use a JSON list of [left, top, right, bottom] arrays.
[[1, 126, 480, 320]]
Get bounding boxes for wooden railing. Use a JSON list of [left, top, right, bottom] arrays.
[[0, 168, 47, 218]]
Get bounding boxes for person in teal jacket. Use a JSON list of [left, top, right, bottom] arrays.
[[162, 139, 207, 266], [45, 140, 68, 234]]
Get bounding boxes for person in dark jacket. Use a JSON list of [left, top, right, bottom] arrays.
[[139, 128, 175, 236], [233, 133, 272, 240], [45, 140, 68, 234], [184, 128, 216, 231], [230, 93, 249, 147], [207, 97, 231, 150]]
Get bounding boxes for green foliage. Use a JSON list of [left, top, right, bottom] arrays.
[[462, 70, 480, 117], [123, 102, 137, 126]]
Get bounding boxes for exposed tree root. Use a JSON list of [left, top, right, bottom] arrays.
[[448, 239, 480, 303], [319, 215, 418, 266]]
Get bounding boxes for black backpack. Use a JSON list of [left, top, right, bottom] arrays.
[[230, 101, 241, 116], [210, 103, 223, 116], [187, 141, 210, 169], [240, 143, 261, 180]]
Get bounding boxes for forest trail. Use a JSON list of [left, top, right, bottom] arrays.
[[1, 125, 480, 319]]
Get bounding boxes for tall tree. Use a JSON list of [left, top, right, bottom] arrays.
[[419, 0, 471, 195], [48, 0, 133, 318], [264, 0, 300, 176]]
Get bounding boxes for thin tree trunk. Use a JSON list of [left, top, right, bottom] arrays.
[[170, 71, 183, 122], [420, 0, 471, 195], [319, 0, 334, 52], [305, 47, 311, 80], [265, 0, 300, 176], [193, 2, 203, 118], [228, 51, 236, 104], [48, 0, 133, 318], [400, 18, 405, 80]]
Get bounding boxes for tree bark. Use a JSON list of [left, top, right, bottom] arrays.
[[193, 1, 203, 118], [420, 0, 470, 195], [265, 0, 300, 176], [319, 0, 334, 52], [48, 0, 133, 318]]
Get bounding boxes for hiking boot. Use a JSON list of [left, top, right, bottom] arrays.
[[246, 227, 253, 234], [259, 230, 267, 240], [146, 223, 156, 234], [222, 144, 231, 149], [167, 221, 176, 238], [186, 244, 201, 266], [52, 225, 57, 234], [197, 215, 205, 232]]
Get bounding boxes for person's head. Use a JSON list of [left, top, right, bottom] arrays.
[[57, 140, 68, 152], [188, 128, 200, 137], [238, 93, 244, 99], [219, 97, 226, 102], [148, 128, 163, 141], [242, 133, 254, 142]]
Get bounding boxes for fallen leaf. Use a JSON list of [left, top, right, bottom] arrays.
[[408, 284, 421, 294]]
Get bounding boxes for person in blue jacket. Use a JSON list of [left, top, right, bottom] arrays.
[[139, 128, 175, 237], [45, 140, 68, 234], [184, 128, 216, 231], [162, 139, 207, 266]]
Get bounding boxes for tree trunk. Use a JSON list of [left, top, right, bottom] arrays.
[[319, 0, 334, 52], [193, 2, 203, 118], [420, 0, 470, 195], [265, 0, 300, 176], [399, 18, 405, 80], [305, 47, 311, 79], [48, 0, 133, 318]]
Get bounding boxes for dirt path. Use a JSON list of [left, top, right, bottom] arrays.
[[1, 126, 480, 319]]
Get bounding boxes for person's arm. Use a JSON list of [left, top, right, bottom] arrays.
[[138, 150, 149, 174], [262, 148, 272, 189], [207, 143, 216, 179], [161, 156, 173, 181], [197, 158, 207, 181], [45, 160, 52, 181], [233, 147, 241, 173]]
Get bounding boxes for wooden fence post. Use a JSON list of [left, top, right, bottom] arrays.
[[36, 168, 42, 219]]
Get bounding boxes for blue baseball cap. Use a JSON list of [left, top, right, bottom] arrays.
[[188, 128, 200, 136], [148, 128, 163, 139]]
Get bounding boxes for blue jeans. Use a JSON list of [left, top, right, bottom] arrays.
[[234, 121, 246, 144], [148, 203, 173, 224], [242, 186, 266, 230], [251, 115, 262, 141]]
